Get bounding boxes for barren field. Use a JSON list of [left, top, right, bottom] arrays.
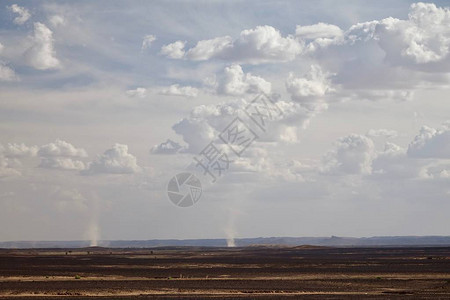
[[0, 246, 449, 299]]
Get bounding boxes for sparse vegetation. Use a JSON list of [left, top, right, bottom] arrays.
[[0, 247, 449, 298]]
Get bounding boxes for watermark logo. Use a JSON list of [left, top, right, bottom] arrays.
[[167, 172, 202, 207], [167, 93, 283, 207]]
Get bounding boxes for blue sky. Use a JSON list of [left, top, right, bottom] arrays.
[[1, 1, 450, 243]]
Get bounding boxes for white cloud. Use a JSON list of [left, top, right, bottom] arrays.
[[160, 40, 186, 59], [423, 163, 450, 179], [49, 15, 65, 27], [0, 43, 17, 81], [312, 3, 450, 69], [160, 84, 198, 97], [260, 99, 319, 143], [37, 140, 87, 171], [141, 35, 156, 51], [151, 139, 182, 154], [367, 129, 398, 138], [8, 4, 31, 25], [0, 143, 38, 157], [0, 62, 18, 82], [293, 2, 450, 103], [318, 124, 450, 181], [126, 87, 147, 98], [172, 116, 217, 153], [0, 154, 20, 178], [376, 3, 450, 64], [322, 134, 375, 175], [224, 25, 303, 63], [156, 95, 319, 154], [0, 143, 36, 176], [439, 169, 450, 178], [24, 22, 61, 70], [38, 140, 87, 158], [285, 65, 333, 111], [216, 64, 271, 96], [345, 20, 379, 44], [39, 157, 85, 171], [84, 144, 141, 174], [228, 147, 312, 183], [371, 142, 425, 179], [182, 25, 303, 64], [166, 98, 248, 153], [186, 36, 233, 61], [339, 90, 414, 102], [2, 1, 450, 241], [296, 23, 343, 40], [303, 21, 402, 94], [407, 123, 450, 158]]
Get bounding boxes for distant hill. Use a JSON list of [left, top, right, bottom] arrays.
[[1, 236, 450, 248]]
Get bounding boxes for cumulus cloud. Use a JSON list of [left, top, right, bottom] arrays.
[[215, 64, 271, 96], [0, 143, 37, 177], [38, 140, 87, 158], [37, 140, 87, 171], [303, 21, 402, 94], [180, 25, 303, 64], [126, 87, 147, 98], [141, 35, 156, 51], [0, 143, 36, 177], [155, 94, 318, 154], [24, 22, 61, 70], [186, 36, 233, 60], [39, 157, 86, 171], [151, 139, 182, 154], [376, 3, 450, 65], [260, 99, 319, 143], [160, 40, 186, 59], [296, 23, 343, 40], [344, 21, 379, 44], [84, 144, 141, 174], [0, 143, 38, 157], [48, 15, 65, 27], [291, 2, 450, 103], [160, 84, 199, 97], [0, 43, 18, 81], [228, 147, 313, 183], [172, 115, 218, 153], [222, 25, 303, 63], [407, 123, 450, 158], [322, 134, 375, 175], [318, 124, 450, 181], [371, 142, 425, 179], [285, 65, 333, 111], [367, 129, 398, 138], [311, 3, 450, 70], [8, 4, 31, 25], [0, 62, 18, 82], [159, 98, 248, 153], [0, 154, 20, 178]]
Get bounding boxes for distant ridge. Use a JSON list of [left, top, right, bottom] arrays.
[[1, 236, 450, 248]]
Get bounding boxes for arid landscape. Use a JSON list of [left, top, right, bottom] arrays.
[[0, 246, 449, 299], [2, 1, 450, 298]]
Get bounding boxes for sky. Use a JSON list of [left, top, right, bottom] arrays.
[[0, 0, 450, 244]]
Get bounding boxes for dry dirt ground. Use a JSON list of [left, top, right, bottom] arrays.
[[0, 246, 449, 299]]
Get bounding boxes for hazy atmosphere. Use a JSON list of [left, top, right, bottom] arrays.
[[1, 0, 450, 244]]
